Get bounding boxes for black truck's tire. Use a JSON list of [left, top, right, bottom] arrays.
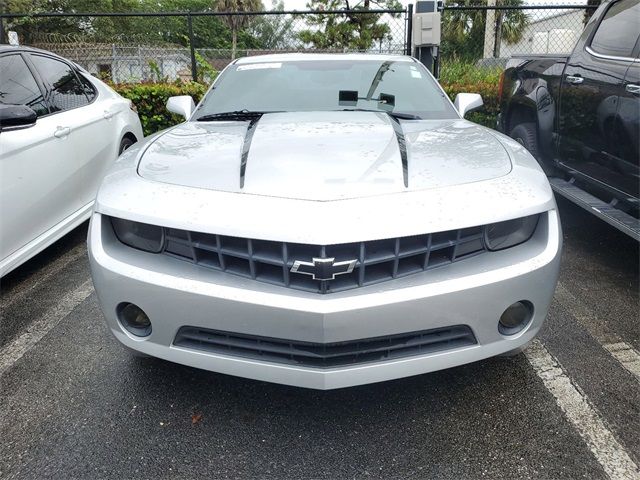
[[510, 123, 558, 175], [510, 122, 539, 158]]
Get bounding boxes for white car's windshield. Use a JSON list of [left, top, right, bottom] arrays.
[[194, 59, 458, 120]]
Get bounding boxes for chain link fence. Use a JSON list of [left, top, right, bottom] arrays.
[[1, 10, 409, 84], [440, 2, 596, 71], [0, 3, 595, 83]]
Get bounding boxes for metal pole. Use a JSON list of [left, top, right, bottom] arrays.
[[187, 13, 197, 82], [493, 10, 502, 58], [406, 4, 413, 56], [433, 47, 440, 79], [0, 16, 5, 44]]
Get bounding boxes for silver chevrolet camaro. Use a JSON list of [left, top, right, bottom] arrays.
[[88, 53, 562, 389]]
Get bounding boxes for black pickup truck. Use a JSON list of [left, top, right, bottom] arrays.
[[497, 0, 639, 240]]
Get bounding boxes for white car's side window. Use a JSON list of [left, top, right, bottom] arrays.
[[76, 72, 98, 103], [29, 55, 92, 113], [0, 54, 49, 116]]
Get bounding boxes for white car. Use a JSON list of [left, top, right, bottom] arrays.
[[89, 54, 562, 390], [0, 46, 143, 276]]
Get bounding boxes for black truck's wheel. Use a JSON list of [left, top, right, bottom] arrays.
[[510, 123, 539, 158], [510, 123, 558, 175]]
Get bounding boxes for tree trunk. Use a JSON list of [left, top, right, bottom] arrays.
[[494, 11, 503, 57], [232, 29, 237, 60], [483, 0, 497, 58]]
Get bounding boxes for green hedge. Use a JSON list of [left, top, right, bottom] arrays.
[[114, 77, 499, 135], [443, 81, 500, 128], [113, 82, 208, 136]]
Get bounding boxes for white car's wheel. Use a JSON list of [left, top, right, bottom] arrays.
[[118, 136, 135, 155]]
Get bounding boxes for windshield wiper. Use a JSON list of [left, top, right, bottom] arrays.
[[339, 108, 421, 120], [195, 110, 277, 122]]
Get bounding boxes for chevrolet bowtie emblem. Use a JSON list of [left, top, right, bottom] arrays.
[[290, 257, 357, 281]]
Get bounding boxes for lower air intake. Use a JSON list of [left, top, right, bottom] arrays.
[[173, 325, 477, 368]]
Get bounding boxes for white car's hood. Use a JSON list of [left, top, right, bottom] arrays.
[[137, 112, 511, 201]]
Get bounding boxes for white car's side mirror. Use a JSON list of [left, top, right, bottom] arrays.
[[454, 93, 484, 118], [167, 96, 195, 120], [0, 104, 37, 131]]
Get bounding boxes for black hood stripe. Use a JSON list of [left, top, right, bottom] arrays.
[[239, 118, 260, 189], [388, 116, 409, 188]]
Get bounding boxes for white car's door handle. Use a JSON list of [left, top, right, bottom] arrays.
[[103, 110, 116, 119], [54, 126, 71, 138], [565, 74, 584, 85], [626, 84, 640, 95]]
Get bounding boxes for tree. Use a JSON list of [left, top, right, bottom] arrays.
[[1, 0, 248, 50], [442, 0, 527, 61], [214, 0, 264, 59], [247, 0, 297, 50], [297, 0, 402, 52]]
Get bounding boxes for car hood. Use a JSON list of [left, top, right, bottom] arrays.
[[138, 112, 511, 201]]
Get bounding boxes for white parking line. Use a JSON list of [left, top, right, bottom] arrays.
[[555, 283, 640, 382], [525, 340, 640, 480], [0, 243, 87, 310], [602, 343, 640, 381], [0, 278, 94, 377]]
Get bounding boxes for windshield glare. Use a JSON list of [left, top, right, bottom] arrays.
[[195, 59, 457, 120]]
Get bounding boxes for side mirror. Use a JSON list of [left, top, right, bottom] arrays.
[[0, 104, 37, 131], [454, 93, 484, 118], [167, 95, 195, 120]]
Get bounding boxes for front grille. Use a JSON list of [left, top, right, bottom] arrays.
[[161, 225, 487, 294], [174, 325, 477, 368]]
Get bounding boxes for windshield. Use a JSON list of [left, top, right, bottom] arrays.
[[194, 59, 458, 120]]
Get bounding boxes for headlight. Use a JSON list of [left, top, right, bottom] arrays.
[[111, 217, 164, 253], [485, 214, 539, 251]]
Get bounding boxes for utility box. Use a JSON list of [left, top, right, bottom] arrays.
[[412, 0, 444, 77], [412, 12, 441, 48]]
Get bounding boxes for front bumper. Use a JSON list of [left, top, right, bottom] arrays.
[[89, 211, 562, 389]]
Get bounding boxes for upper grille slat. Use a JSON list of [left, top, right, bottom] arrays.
[[161, 225, 488, 294]]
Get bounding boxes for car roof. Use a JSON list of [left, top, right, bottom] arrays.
[[0, 44, 52, 54], [233, 53, 415, 65], [0, 44, 88, 71]]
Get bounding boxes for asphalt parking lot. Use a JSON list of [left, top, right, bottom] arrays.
[[1, 196, 638, 480]]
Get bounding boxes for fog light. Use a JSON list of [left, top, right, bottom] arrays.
[[117, 303, 152, 337], [499, 301, 533, 335]]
